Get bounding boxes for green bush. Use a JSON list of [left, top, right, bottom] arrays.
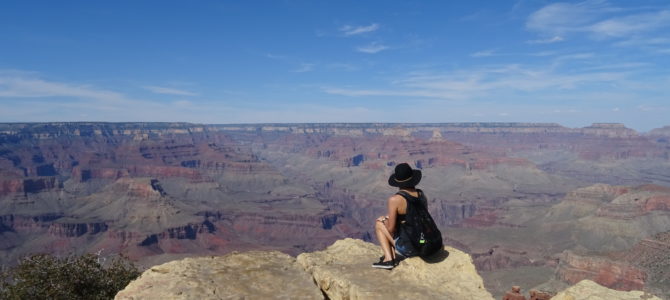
[[0, 253, 140, 300]]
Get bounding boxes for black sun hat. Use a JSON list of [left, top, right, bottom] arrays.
[[388, 162, 422, 188]]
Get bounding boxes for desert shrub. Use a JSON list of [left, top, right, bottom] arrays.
[[0, 253, 140, 300]]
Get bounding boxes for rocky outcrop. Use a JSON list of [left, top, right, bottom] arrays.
[[115, 250, 323, 300], [296, 238, 494, 300], [115, 239, 665, 300], [116, 239, 494, 300], [552, 279, 661, 300]]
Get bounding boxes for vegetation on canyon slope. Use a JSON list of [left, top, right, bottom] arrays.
[[0, 253, 139, 300]]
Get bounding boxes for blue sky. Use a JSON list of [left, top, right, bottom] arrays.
[[1, 0, 669, 131]]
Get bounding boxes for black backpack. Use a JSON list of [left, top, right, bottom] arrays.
[[396, 190, 443, 258]]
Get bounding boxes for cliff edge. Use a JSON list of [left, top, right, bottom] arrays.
[[114, 250, 322, 299], [115, 239, 662, 300], [115, 238, 492, 300]]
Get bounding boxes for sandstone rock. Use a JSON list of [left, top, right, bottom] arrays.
[[552, 279, 662, 300], [115, 251, 323, 300], [296, 238, 494, 300]]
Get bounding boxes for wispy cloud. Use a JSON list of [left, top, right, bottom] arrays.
[[324, 63, 635, 101], [589, 10, 670, 38], [470, 49, 497, 57], [0, 75, 125, 101], [265, 53, 288, 60], [526, 1, 607, 35], [293, 63, 315, 73], [614, 37, 670, 47], [143, 85, 198, 96], [527, 1, 670, 40], [555, 52, 595, 62], [356, 42, 389, 54], [527, 36, 564, 44], [340, 23, 380, 36], [579, 62, 650, 71], [0, 71, 223, 122], [326, 63, 358, 71]]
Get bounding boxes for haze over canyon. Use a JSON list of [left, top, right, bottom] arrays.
[[1, 122, 669, 298]]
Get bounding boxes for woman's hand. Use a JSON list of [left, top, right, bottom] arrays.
[[376, 216, 389, 223]]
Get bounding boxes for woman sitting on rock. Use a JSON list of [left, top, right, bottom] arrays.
[[373, 162, 426, 269]]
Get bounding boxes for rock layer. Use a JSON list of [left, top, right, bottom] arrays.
[[556, 251, 646, 291]]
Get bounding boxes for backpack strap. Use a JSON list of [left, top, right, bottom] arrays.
[[395, 190, 425, 207]]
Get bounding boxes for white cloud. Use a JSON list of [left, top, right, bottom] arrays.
[[530, 51, 559, 57], [578, 62, 649, 71], [527, 36, 564, 44], [356, 42, 389, 54], [340, 23, 380, 36], [265, 53, 288, 60], [143, 86, 198, 96], [555, 52, 595, 62], [614, 37, 670, 47]]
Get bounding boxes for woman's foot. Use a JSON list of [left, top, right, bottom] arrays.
[[371, 259, 395, 269]]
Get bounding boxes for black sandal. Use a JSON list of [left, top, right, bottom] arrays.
[[372, 259, 395, 269]]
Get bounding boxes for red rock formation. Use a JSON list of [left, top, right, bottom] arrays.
[[562, 184, 629, 205], [557, 251, 646, 291], [528, 290, 552, 300], [48, 222, 109, 237], [502, 286, 526, 300], [643, 195, 670, 211], [591, 184, 670, 219], [0, 179, 23, 196]]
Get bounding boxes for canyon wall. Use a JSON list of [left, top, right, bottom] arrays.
[[2, 122, 670, 297]]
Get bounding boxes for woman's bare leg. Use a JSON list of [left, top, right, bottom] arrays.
[[374, 220, 395, 262]]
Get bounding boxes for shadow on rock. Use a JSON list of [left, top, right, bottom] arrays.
[[421, 249, 450, 264]]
